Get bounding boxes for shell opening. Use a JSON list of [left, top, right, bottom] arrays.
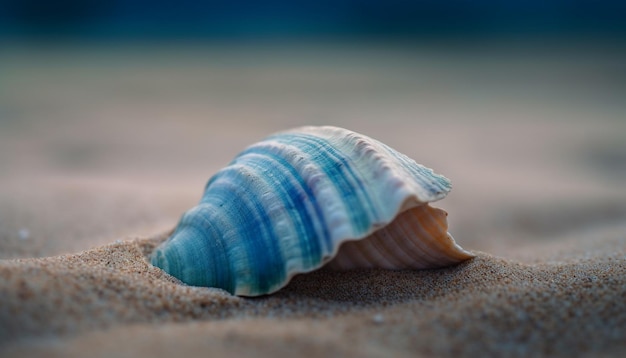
[[325, 204, 475, 270]]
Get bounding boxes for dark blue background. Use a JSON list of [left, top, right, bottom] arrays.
[[1, 0, 625, 41]]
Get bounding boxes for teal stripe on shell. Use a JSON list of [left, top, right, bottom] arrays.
[[151, 126, 452, 296]]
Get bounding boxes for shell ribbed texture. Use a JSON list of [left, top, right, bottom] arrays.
[[326, 204, 474, 270], [151, 126, 472, 296]]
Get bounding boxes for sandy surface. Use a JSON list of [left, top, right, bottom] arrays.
[[1, 42, 625, 357]]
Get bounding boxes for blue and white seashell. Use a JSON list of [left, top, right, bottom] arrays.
[[151, 126, 474, 296]]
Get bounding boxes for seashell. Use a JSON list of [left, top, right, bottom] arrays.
[[151, 126, 474, 296]]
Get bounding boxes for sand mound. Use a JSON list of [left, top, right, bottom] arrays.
[[1, 231, 625, 357]]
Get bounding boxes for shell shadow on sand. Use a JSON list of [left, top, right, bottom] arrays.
[[141, 232, 485, 306]]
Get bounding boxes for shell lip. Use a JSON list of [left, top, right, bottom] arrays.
[[446, 233, 476, 260]]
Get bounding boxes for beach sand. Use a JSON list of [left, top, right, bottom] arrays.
[[1, 43, 625, 357]]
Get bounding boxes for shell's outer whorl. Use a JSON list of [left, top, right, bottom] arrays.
[[151, 126, 471, 296], [325, 204, 475, 270]]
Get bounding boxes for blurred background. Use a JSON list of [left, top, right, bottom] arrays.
[[1, 0, 625, 259]]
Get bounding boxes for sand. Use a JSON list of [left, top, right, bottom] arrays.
[[1, 43, 626, 357], [2, 236, 626, 357]]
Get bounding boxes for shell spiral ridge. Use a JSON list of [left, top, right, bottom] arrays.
[[151, 126, 472, 296]]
